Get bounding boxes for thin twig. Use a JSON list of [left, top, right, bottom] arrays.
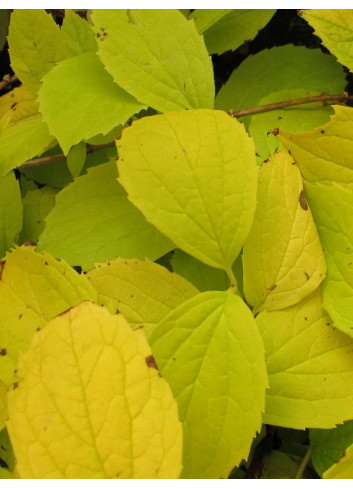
[[18, 142, 116, 169], [229, 92, 351, 119], [0, 75, 18, 93], [295, 447, 312, 479]]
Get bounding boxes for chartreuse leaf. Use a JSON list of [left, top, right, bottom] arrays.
[[118, 110, 257, 274], [302, 10, 353, 72], [261, 451, 301, 479], [0, 171, 22, 258], [248, 88, 335, 161], [257, 290, 353, 429], [92, 9, 214, 113], [86, 257, 198, 338], [7, 302, 183, 479], [150, 291, 268, 479], [0, 117, 55, 176], [61, 9, 97, 57], [38, 160, 173, 271], [215, 45, 346, 128], [276, 105, 353, 186], [189, 9, 232, 34], [202, 10, 276, 55], [310, 420, 353, 476], [20, 186, 57, 244], [0, 381, 7, 430], [0, 246, 97, 387], [0, 86, 39, 127], [0, 10, 10, 51], [7, 9, 67, 93], [0, 429, 15, 474], [303, 182, 353, 337], [170, 249, 229, 292], [66, 142, 86, 177], [243, 151, 326, 313], [323, 442, 353, 478], [38, 52, 144, 154]]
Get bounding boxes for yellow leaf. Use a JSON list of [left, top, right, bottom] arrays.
[[243, 151, 326, 312], [7, 302, 182, 479], [86, 257, 198, 338]]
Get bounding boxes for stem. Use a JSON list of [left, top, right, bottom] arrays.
[[18, 142, 116, 169], [295, 447, 311, 479], [229, 92, 351, 119], [0, 75, 18, 93], [226, 267, 238, 293]]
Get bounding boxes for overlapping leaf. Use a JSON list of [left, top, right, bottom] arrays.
[[257, 290, 353, 429], [7, 302, 183, 478], [38, 160, 173, 271], [118, 109, 257, 273], [61, 9, 97, 57], [86, 257, 198, 337], [0, 86, 39, 127], [38, 52, 145, 154], [20, 186, 57, 244], [150, 291, 268, 478], [92, 9, 214, 113], [322, 442, 353, 478], [243, 151, 326, 312], [189, 9, 231, 34], [0, 171, 22, 258]]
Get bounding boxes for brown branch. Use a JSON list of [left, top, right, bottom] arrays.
[[19, 142, 116, 169], [229, 92, 352, 118], [0, 75, 19, 93]]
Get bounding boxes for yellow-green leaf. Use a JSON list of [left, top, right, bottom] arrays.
[[66, 142, 86, 177], [0, 246, 97, 387], [150, 291, 268, 479], [323, 442, 353, 478], [302, 10, 353, 72], [257, 290, 353, 429], [61, 9, 97, 57], [243, 151, 326, 312], [7, 302, 182, 479], [0, 381, 7, 430], [92, 9, 214, 113], [8, 9, 68, 93], [0, 171, 22, 258], [118, 109, 257, 273], [0, 86, 39, 127], [189, 9, 232, 34], [86, 257, 198, 338]]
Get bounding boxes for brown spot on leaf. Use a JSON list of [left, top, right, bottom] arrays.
[[320, 130, 325, 134], [13, 382, 19, 390], [304, 271, 310, 281], [304, 317, 308, 321], [340, 450, 347, 460], [18, 314, 22, 319], [96, 32, 101, 37], [268, 284, 277, 291], [145, 355, 159, 370], [299, 190, 308, 210], [0, 349, 6, 356]]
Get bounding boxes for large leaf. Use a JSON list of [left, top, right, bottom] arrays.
[[61, 9, 97, 57], [150, 291, 268, 479], [248, 88, 335, 161], [257, 290, 353, 429], [92, 9, 214, 113], [243, 151, 326, 313], [7, 9, 67, 93], [302, 10, 353, 72], [86, 257, 198, 338], [38, 160, 173, 271], [118, 110, 257, 274], [0, 172, 22, 258], [0, 246, 97, 387], [7, 302, 182, 478], [202, 9, 276, 55], [215, 45, 346, 128], [276, 105, 353, 187], [310, 420, 353, 476], [20, 186, 57, 244], [38, 52, 144, 154]]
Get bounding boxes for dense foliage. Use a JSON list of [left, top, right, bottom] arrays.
[[1, 8, 353, 479]]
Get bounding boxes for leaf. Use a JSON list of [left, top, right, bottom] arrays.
[[170, 249, 229, 292], [202, 10, 276, 55], [61, 9, 97, 57], [20, 186, 57, 244], [242, 151, 326, 313], [0, 246, 97, 387], [303, 182, 353, 337], [150, 291, 268, 479], [310, 420, 353, 475], [92, 9, 214, 113], [66, 142, 86, 177], [257, 290, 353, 429], [261, 450, 301, 479], [7, 9, 67, 93], [276, 105, 353, 187], [86, 257, 198, 338], [0, 86, 39, 127], [118, 110, 257, 272], [323, 442, 353, 478], [248, 88, 335, 161], [0, 117, 55, 176], [0, 171, 22, 258], [0, 429, 15, 473], [37, 160, 173, 271], [38, 52, 145, 154], [189, 9, 232, 34], [0, 381, 7, 430], [215, 45, 346, 128], [302, 9, 353, 72], [7, 302, 183, 478], [0, 10, 11, 51]]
